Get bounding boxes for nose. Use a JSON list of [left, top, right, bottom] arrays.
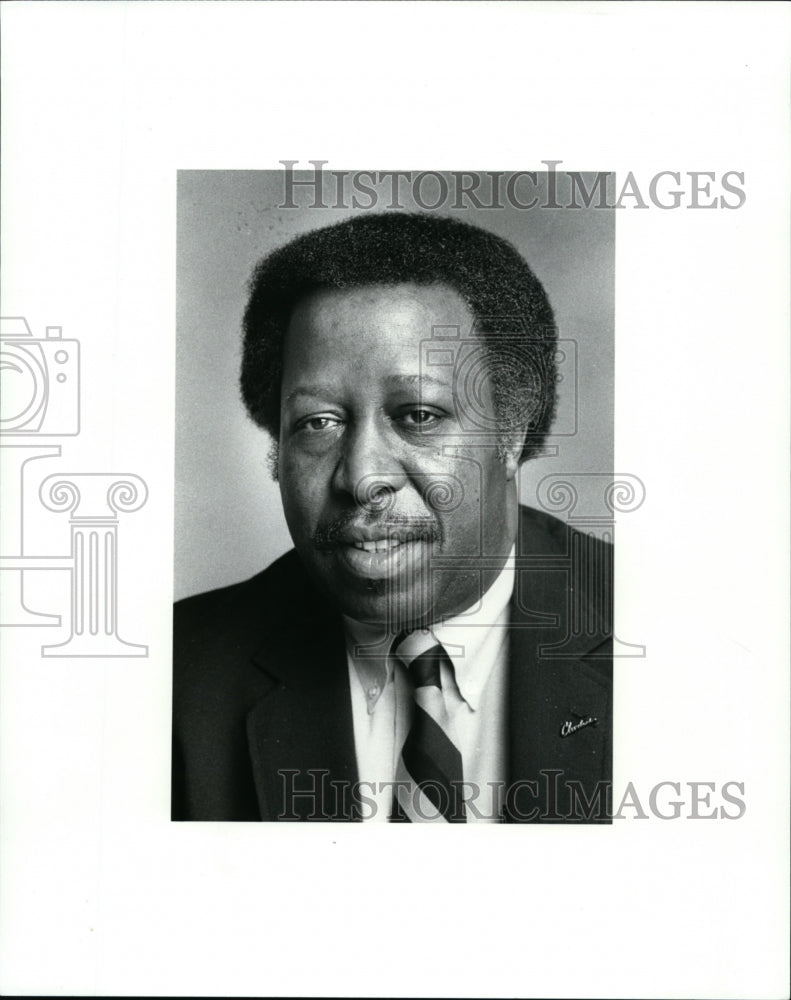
[[331, 418, 408, 509]]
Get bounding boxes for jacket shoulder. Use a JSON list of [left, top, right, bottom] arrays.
[[517, 503, 613, 558], [174, 548, 307, 636], [516, 503, 613, 663]]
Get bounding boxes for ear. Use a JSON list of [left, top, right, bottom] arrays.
[[501, 433, 524, 482]]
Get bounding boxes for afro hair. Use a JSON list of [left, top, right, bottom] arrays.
[[240, 211, 558, 464]]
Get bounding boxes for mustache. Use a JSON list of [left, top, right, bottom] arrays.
[[313, 510, 443, 551]]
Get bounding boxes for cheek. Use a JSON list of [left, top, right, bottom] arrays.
[[428, 467, 480, 543], [279, 460, 319, 531], [430, 452, 485, 511], [438, 456, 504, 534]]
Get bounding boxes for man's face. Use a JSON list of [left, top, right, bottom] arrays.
[[278, 283, 521, 628]]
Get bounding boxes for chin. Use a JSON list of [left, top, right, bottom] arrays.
[[337, 587, 435, 632]]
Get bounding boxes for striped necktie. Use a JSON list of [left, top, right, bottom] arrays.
[[391, 635, 467, 823]]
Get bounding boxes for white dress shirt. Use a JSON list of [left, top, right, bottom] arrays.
[[344, 547, 515, 822]]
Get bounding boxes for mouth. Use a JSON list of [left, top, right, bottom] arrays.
[[313, 517, 441, 581], [334, 532, 434, 580], [349, 534, 417, 553]]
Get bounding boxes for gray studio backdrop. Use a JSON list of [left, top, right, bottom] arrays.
[[175, 170, 614, 601]]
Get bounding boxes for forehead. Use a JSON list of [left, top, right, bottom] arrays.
[[284, 282, 476, 364]]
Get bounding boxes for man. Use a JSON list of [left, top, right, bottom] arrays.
[[172, 212, 612, 823]]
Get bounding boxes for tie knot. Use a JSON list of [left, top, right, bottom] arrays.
[[392, 632, 449, 690]]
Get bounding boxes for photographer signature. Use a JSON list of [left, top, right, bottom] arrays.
[[560, 715, 598, 738]]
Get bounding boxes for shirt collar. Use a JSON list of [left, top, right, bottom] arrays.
[[342, 616, 394, 712], [344, 546, 515, 712]]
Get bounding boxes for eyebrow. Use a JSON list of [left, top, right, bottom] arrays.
[[284, 385, 333, 405], [284, 373, 451, 405], [382, 374, 449, 389]]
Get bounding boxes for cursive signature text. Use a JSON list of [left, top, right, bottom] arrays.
[[560, 716, 598, 738]]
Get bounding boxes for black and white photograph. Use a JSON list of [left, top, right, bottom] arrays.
[[1, 3, 788, 998], [173, 169, 617, 823]]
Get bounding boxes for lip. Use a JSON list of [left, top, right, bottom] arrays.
[[334, 536, 431, 580], [350, 536, 407, 553], [335, 523, 435, 545]]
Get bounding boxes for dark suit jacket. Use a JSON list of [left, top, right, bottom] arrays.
[[172, 505, 613, 822]]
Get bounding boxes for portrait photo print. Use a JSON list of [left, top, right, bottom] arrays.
[[173, 167, 617, 824]]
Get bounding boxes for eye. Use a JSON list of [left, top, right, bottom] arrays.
[[399, 409, 442, 429], [297, 415, 341, 432]]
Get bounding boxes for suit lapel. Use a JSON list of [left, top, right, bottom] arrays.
[[506, 509, 613, 822], [246, 589, 361, 821]]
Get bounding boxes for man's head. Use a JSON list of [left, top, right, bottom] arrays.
[[241, 213, 557, 628]]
